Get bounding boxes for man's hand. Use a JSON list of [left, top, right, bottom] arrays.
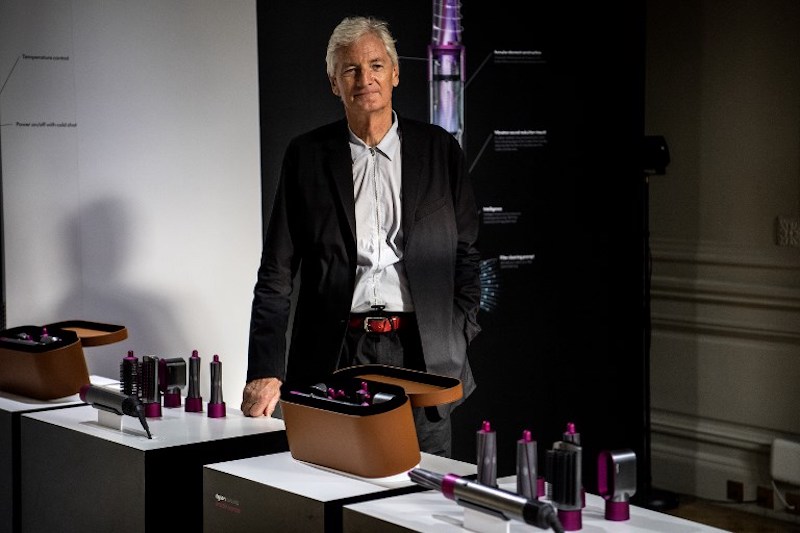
[[241, 377, 283, 417]]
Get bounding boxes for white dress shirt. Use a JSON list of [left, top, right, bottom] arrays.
[[349, 113, 413, 313]]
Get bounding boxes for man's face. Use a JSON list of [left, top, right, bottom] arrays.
[[330, 33, 399, 118]]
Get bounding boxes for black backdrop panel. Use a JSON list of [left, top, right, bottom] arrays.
[[257, 1, 647, 495]]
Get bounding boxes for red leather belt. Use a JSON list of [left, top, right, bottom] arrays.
[[348, 315, 405, 333]]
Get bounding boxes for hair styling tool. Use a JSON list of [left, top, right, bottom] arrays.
[[287, 387, 396, 407], [159, 357, 186, 408], [545, 422, 583, 531], [0, 332, 40, 345], [517, 429, 541, 500], [207, 354, 225, 418], [38, 326, 61, 344], [140, 355, 162, 418], [80, 384, 151, 439], [119, 350, 139, 398], [477, 420, 497, 487], [409, 468, 563, 532], [597, 449, 637, 521], [562, 422, 585, 508], [185, 349, 203, 412]]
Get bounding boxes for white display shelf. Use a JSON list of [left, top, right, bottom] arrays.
[[21, 401, 287, 533], [203, 451, 478, 533], [0, 375, 115, 533]]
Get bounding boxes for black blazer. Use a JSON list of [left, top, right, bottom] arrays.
[[247, 115, 481, 401]]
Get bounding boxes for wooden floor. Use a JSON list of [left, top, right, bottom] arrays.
[[661, 495, 800, 532]]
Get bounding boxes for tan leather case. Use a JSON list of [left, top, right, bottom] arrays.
[[280, 364, 462, 478], [0, 320, 127, 400]]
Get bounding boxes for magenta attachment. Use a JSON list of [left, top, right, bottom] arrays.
[[185, 349, 203, 412], [441, 473, 460, 500], [355, 381, 371, 405], [476, 420, 497, 487], [207, 354, 226, 418], [38, 326, 61, 344], [597, 449, 637, 521], [558, 509, 582, 531], [563, 421, 580, 445]]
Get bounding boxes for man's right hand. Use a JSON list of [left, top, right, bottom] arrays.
[[241, 377, 283, 417]]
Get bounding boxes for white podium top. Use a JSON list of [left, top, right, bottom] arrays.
[[21, 397, 285, 450], [205, 451, 478, 502], [0, 375, 117, 413], [342, 475, 732, 532]]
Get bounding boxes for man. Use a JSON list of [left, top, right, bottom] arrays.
[[241, 15, 480, 456]]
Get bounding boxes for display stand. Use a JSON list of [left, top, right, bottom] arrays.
[[96, 409, 123, 431], [21, 403, 288, 533], [0, 375, 113, 533], [203, 451, 477, 533], [463, 508, 510, 533]]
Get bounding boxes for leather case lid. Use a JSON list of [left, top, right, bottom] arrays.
[[45, 320, 128, 347], [333, 364, 463, 407]]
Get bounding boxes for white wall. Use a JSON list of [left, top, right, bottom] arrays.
[[0, 0, 262, 407]]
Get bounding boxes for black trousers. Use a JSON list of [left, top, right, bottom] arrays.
[[340, 315, 452, 457]]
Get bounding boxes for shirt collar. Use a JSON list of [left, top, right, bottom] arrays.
[[348, 111, 400, 161]]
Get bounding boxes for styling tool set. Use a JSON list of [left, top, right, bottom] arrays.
[[117, 349, 226, 420], [408, 419, 637, 533], [80, 349, 229, 438]]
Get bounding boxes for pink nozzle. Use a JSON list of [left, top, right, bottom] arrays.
[[163, 392, 181, 408], [144, 402, 162, 418], [207, 402, 226, 418], [191, 349, 199, 358], [558, 509, 582, 531], [481, 420, 491, 432], [566, 422, 576, 434], [521, 429, 532, 442], [213, 354, 220, 362], [185, 397, 203, 412], [605, 500, 630, 521], [442, 473, 460, 500]]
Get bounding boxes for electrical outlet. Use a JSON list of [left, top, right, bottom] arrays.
[[775, 216, 800, 247], [757, 485, 774, 509], [771, 438, 800, 486], [727, 480, 744, 502]]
